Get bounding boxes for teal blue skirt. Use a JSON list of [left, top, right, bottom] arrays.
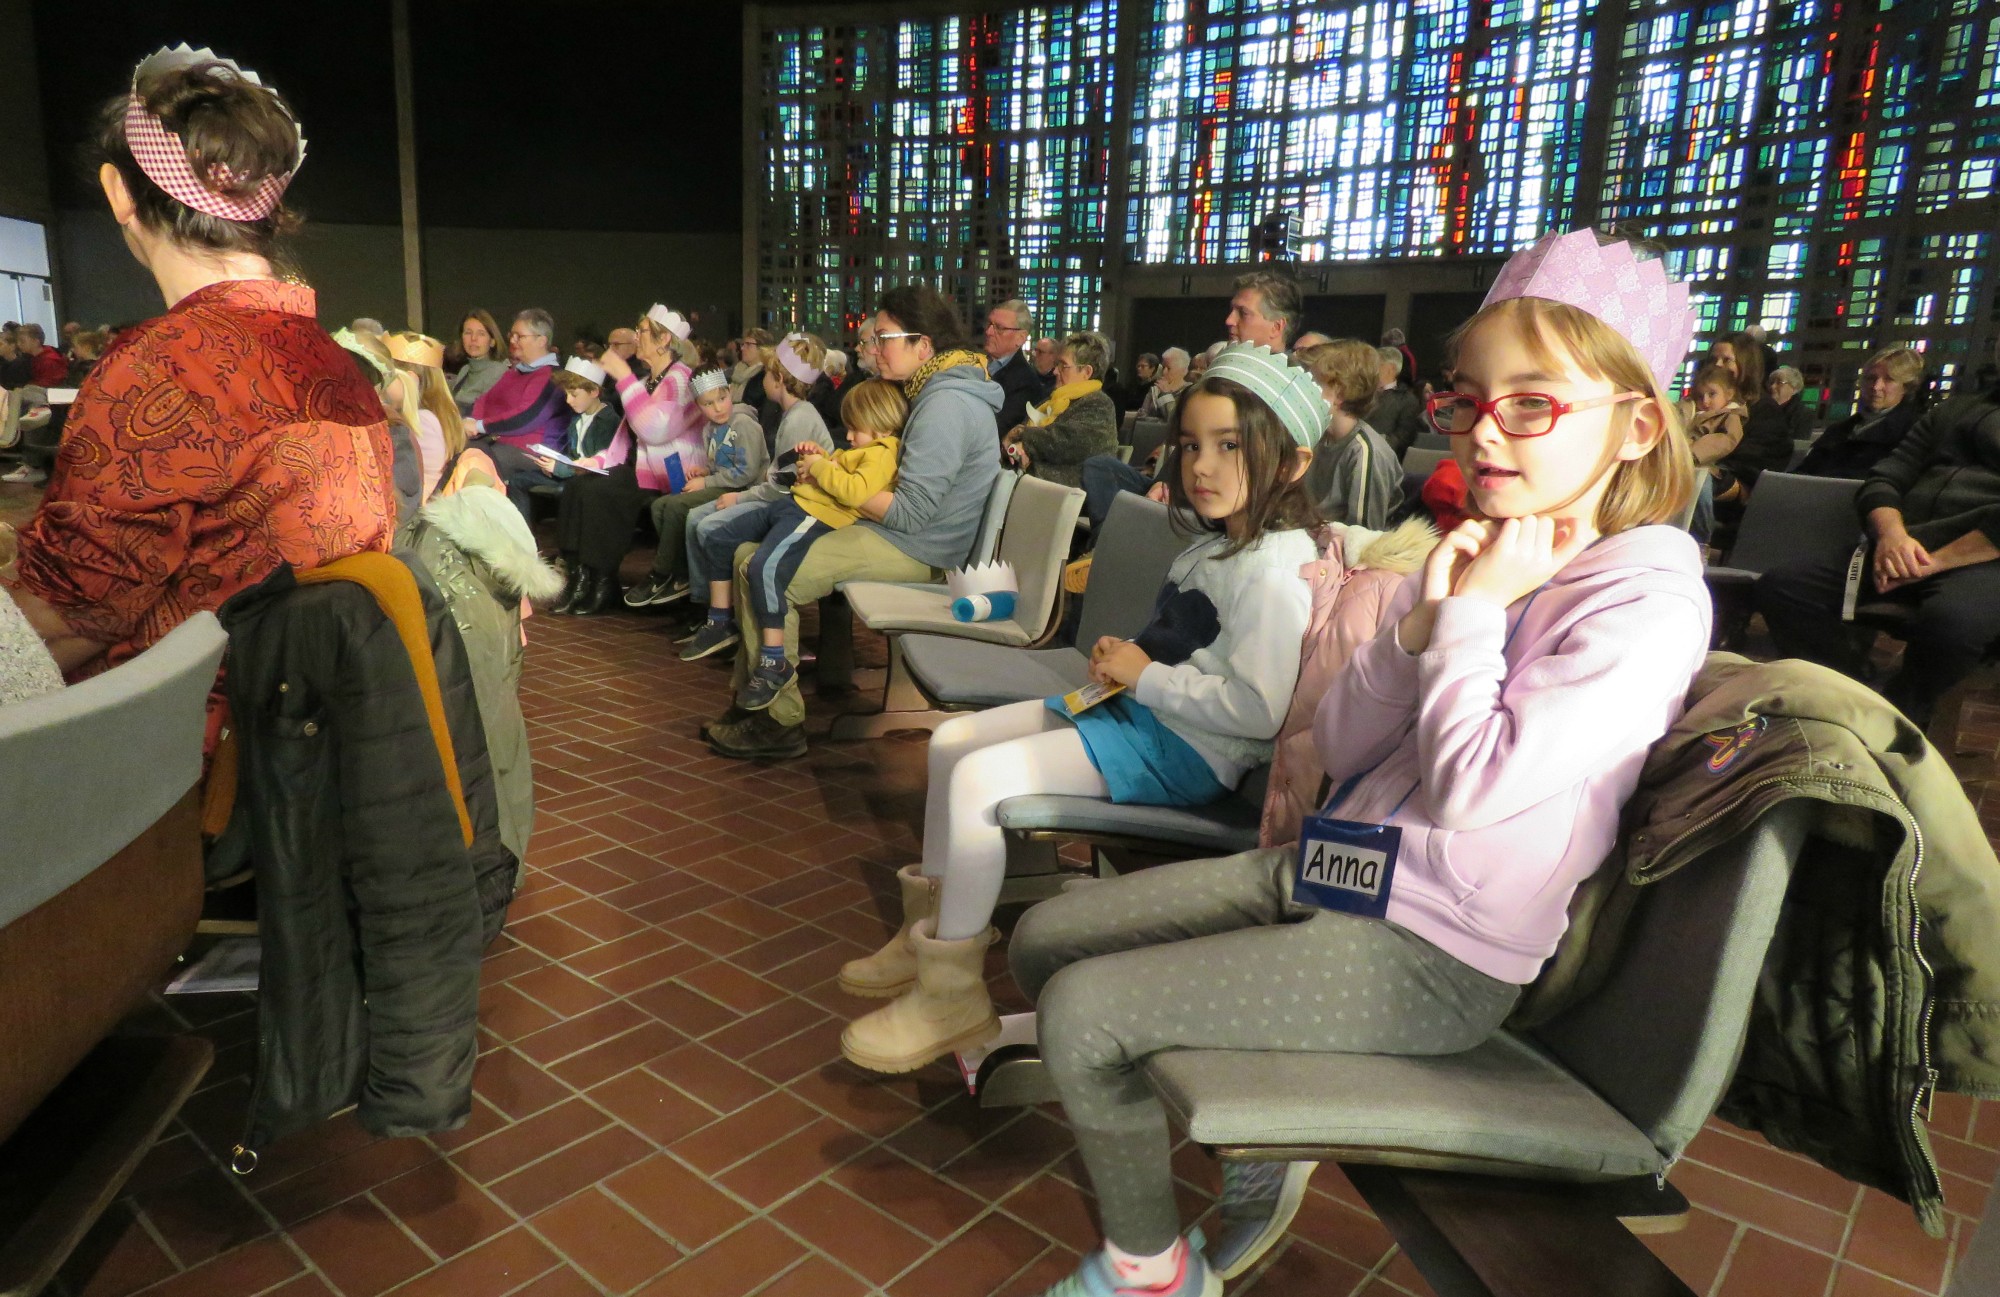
[[1045, 693, 1229, 806]]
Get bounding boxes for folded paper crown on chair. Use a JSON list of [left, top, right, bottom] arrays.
[[125, 45, 306, 223], [1481, 229, 1695, 391], [947, 561, 1019, 623]]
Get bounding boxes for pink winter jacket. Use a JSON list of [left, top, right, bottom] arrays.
[[1260, 519, 1436, 849], [1310, 524, 1711, 985], [592, 363, 707, 492]]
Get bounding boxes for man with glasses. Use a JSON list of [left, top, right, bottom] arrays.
[[983, 299, 1052, 436], [468, 307, 571, 480]]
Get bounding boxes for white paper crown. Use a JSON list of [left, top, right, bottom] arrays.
[[562, 355, 607, 386], [946, 560, 1019, 600], [646, 304, 691, 340]]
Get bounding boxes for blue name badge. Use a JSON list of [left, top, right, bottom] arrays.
[[1293, 814, 1401, 919]]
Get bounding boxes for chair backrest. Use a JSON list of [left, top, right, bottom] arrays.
[[1129, 418, 1170, 472], [1077, 492, 1184, 644], [994, 475, 1087, 635], [1787, 440, 1814, 471], [1530, 798, 1811, 1162], [1413, 429, 1453, 451], [0, 612, 227, 929], [1402, 446, 1449, 479], [969, 469, 1022, 568], [1722, 471, 1864, 576]]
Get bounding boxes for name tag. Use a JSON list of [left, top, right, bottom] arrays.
[[1294, 814, 1401, 919]]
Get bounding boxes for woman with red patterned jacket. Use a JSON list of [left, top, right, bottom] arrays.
[[3, 45, 395, 719]]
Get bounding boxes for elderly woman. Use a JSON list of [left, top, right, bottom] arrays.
[[545, 305, 706, 616], [1138, 346, 1191, 423], [6, 46, 392, 712], [1760, 347, 2000, 726], [1797, 348, 1925, 479], [1003, 331, 1119, 488]]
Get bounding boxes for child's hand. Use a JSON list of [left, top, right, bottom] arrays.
[[1453, 516, 1593, 608], [1090, 639, 1152, 687], [717, 492, 741, 510], [531, 452, 560, 476], [794, 442, 823, 459], [1421, 520, 1495, 605]]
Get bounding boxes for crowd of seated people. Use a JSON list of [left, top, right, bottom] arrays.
[[4, 39, 1999, 1297]]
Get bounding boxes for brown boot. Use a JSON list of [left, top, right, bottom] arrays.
[[840, 919, 1001, 1074], [838, 866, 936, 999]]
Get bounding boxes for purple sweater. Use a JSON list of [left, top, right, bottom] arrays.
[[470, 357, 568, 451], [1311, 524, 1710, 984]]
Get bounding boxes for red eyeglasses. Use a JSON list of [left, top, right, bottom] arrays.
[[1425, 390, 1643, 439]]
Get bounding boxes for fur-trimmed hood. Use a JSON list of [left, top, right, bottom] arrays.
[[419, 487, 565, 602], [1323, 516, 1436, 574]]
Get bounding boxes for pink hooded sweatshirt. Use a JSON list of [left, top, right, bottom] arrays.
[[1311, 524, 1711, 985], [592, 363, 708, 492]]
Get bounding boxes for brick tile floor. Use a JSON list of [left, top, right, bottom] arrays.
[[16, 522, 1997, 1295]]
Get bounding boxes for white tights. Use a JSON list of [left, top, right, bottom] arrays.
[[923, 700, 1110, 940]]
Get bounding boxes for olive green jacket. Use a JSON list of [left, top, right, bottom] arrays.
[[1515, 654, 2000, 1235]]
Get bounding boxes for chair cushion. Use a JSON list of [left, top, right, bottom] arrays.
[[1146, 1035, 1665, 1181], [902, 637, 1091, 707], [996, 793, 1261, 856], [843, 581, 1033, 645]]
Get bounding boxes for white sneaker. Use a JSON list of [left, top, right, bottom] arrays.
[[1, 464, 47, 485]]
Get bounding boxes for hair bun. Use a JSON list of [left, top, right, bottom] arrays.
[[138, 59, 300, 197]]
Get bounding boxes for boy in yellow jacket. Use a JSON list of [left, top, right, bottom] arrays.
[[681, 379, 907, 710]]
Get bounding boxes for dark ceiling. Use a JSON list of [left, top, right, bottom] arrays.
[[33, 1, 746, 232]]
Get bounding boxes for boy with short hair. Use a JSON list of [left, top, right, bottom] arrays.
[[625, 368, 770, 607], [505, 356, 615, 522]]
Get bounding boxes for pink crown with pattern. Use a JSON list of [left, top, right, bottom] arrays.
[[1482, 229, 1694, 390], [123, 45, 306, 224]]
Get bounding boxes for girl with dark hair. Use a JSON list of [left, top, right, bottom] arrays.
[[6, 45, 393, 726], [836, 343, 1324, 1077]]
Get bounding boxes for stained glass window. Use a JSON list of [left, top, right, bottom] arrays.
[[1127, 0, 1599, 264], [755, 5, 1113, 341]]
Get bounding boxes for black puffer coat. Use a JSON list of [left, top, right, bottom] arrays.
[[218, 554, 516, 1157]]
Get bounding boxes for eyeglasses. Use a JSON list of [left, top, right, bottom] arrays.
[[1425, 390, 1643, 439], [876, 331, 923, 343]]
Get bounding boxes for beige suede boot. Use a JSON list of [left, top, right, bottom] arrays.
[[840, 919, 1001, 1074], [837, 866, 937, 998]]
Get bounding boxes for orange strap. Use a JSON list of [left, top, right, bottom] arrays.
[[201, 725, 240, 838], [297, 553, 474, 846]]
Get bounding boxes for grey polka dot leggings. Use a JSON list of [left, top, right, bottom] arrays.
[[1009, 847, 1521, 1254]]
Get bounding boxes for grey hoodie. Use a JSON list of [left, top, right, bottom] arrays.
[[864, 363, 1004, 570]]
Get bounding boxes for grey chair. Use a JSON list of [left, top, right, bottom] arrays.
[[832, 474, 1083, 739], [1413, 429, 1453, 452], [898, 492, 1183, 718], [1129, 418, 1171, 474], [1704, 471, 1864, 649], [986, 800, 1813, 1293], [1402, 446, 1450, 479]]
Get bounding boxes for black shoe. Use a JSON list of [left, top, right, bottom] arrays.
[[624, 573, 689, 608], [708, 710, 808, 761], [698, 705, 750, 743], [569, 569, 621, 617], [549, 560, 586, 614], [679, 619, 738, 661]]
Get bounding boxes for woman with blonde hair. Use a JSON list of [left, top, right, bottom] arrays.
[[387, 331, 472, 502], [336, 326, 425, 524]]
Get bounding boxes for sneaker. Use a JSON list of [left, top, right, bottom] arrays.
[[1207, 1161, 1314, 1280], [678, 619, 738, 662], [1, 464, 47, 485], [738, 659, 796, 711], [707, 710, 808, 761], [623, 574, 690, 608], [1040, 1232, 1219, 1297]]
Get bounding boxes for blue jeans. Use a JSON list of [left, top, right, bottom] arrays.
[[1081, 453, 1152, 535], [696, 497, 837, 627], [689, 497, 751, 600]]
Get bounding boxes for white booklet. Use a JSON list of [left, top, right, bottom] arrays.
[[534, 447, 609, 475]]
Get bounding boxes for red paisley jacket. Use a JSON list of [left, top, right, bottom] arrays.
[[17, 279, 395, 678]]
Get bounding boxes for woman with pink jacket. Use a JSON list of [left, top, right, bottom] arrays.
[[546, 305, 708, 616], [1010, 229, 1711, 1297]]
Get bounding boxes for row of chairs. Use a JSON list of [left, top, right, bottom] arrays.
[[821, 483, 1838, 1294]]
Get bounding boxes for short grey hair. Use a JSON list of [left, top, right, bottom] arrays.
[[1769, 365, 1804, 390], [514, 309, 555, 344], [824, 349, 849, 376], [350, 317, 385, 336], [993, 298, 1035, 337], [1376, 345, 1403, 368], [1161, 346, 1191, 372]]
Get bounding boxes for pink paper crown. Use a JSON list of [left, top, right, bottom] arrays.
[[123, 45, 306, 224], [1482, 229, 1694, 390]]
